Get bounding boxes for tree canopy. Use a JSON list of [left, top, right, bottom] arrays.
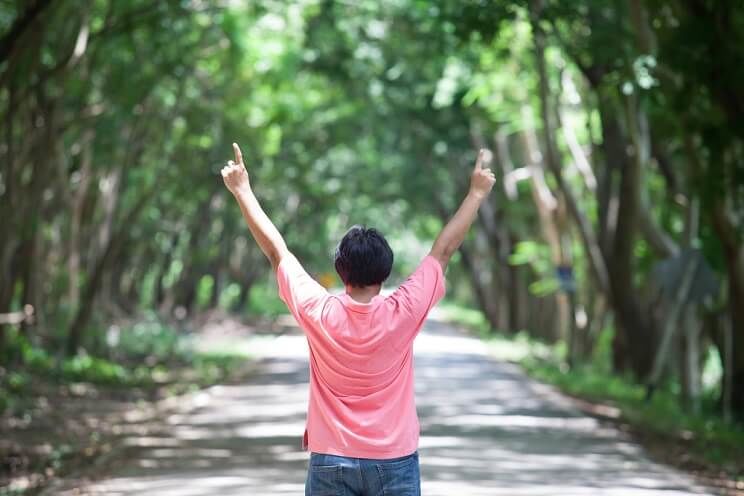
[[1, 0, 743, 423]]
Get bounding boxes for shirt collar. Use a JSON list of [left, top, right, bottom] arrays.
[[341, 292, 383, 313]]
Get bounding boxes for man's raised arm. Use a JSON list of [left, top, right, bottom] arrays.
[[429, 148, 496, 271], [221, 143, 289, 271]]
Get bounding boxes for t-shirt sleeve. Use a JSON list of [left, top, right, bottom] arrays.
[[276, 253, 330, 326], [387, 254, 446, 329]]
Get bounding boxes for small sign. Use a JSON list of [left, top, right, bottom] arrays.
[[556, 265, 576, 293]]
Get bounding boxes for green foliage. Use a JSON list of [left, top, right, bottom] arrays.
[[590, 323, 615, 374], [196, 275, 216, 309], [247, 281, 287, 317], [192, 352, 245, 385], [60, 355, 132, 385], [509, 241, 560, 296], [521, 358, 744, 467], [218, 283, 242, 310], [117, 318, 187, 360], [436, 300, 491, 337], [0, 318, 249, 414], [5, 371, 29, 393]]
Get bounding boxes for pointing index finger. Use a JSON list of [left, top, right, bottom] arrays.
[[474, 148, 485, 170], [482, 149, 493, 166], [232, 142, 243, 165]]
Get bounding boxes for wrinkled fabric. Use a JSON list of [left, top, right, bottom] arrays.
[[276, 254, 446, 458], [305, 450, 421, 496]]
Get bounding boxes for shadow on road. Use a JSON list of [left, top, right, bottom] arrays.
[[67, 319, 711, 496]]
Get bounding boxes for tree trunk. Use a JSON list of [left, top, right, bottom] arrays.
[[603, 93, 655, 378], [679, 306, 702, 413], [68, 130, 94, 310], [458, 243, 501, 331], [528, 3, 610, 299], [507, 257, 524, 333], [66, 182, 158, 355], [530, 1, 610, 350], [711, 202, 744, 417], [154, 234, 178, 307]]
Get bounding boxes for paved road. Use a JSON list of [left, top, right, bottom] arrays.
[[69, 317, 711, 495]]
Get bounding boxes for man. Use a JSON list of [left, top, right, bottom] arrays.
[[221, 143, 495, 496]]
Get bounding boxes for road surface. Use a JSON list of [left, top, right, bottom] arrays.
[[62, 317, 711, 496]]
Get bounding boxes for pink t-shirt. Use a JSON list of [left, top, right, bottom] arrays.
[[276, 253, 446, 459]]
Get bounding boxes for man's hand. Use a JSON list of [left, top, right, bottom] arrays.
[[221, 142, 250, 195], [221, 141, 289, 270], [429, 148, 496, 270], [470, 148, 496, 199]]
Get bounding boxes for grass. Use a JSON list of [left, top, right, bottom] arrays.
[[439, 299, 744, 476], [520, 355, 744, 471], [0, 318, 250, 415]]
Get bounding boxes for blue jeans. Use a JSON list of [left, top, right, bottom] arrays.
[[305, 450, 421, 496]]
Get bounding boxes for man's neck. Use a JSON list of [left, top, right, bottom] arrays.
[[346, 284, 382, 303]]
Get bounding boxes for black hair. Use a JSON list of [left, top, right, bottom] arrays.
[[334, 225, 394, 287]]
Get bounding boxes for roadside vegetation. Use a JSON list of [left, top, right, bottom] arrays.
[[0, 314, 249, 494], [438, 301, 744, 488]]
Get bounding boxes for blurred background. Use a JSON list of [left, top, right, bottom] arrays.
[[1, 0, 743, 492]]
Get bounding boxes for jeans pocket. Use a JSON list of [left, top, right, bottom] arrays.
[[307, 464, 342, 496], [375, 455, 420, 496]]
